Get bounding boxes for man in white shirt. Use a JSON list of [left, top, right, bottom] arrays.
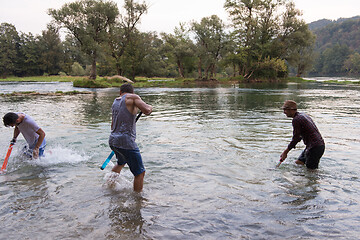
[[3, 112, 46, 159]]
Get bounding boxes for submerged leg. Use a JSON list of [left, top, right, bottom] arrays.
[[133, 171, 145, 192]]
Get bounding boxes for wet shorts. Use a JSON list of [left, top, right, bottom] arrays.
[[110, 146, 145, 176], [298, 145, 325, 169], [23, 145, 46, 158]]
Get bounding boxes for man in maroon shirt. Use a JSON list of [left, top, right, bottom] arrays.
[[280, 100, 325, 169]]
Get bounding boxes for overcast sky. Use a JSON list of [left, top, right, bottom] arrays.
[[1, 0, 359, 36]]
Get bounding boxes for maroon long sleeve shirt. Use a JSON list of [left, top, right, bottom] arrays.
[[288, 112, 325, 150]]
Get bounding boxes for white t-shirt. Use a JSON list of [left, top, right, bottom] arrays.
[[16, 113, 45, 149]]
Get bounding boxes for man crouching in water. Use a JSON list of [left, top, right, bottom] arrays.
[[280, 100, 325, 169], [109, 83, 153, 192], [3, 112, 46, 159]]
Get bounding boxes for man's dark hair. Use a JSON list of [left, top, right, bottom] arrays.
[[120, 83, 134, 94], [3, 112, 19, 127]]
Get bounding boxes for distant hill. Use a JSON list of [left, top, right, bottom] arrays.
[[308, 16, 360, 31], [308, 19, 333, 31], [309, 16, 360, 52], [307, 16, 360, 76]]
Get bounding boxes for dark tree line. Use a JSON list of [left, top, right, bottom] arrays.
[[1, 0, 315, 80]]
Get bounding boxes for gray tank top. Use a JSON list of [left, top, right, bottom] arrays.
[[108, 94, 138, 149]]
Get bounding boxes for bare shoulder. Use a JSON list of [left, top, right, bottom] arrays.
[[125, 93, 140, 100]]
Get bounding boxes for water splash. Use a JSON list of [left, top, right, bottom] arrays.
[[4, 145, 90, 172], [103, 171, 132, 191], [32, 145, 90, 167]]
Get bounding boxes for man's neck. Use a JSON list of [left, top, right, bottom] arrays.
[[17, 113, 25, 124]]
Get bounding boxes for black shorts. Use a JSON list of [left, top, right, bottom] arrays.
[[298, 145, 325, 169], [110, 146, 145, 176]]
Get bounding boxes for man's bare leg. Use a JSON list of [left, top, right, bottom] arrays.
[[133, 171, 145, 192], [112, 164, 125, 173]]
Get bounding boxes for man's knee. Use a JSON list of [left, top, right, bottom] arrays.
[[135, 171, 145, 179]]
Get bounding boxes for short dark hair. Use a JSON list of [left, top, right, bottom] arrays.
[[120, 83, 134, 94], [3, 112, 19, 127]]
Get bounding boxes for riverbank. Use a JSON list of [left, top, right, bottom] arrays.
[[1, 75, 359, 88], [0, 75, 296, 88]]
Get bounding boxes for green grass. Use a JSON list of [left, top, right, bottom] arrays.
[[9, 75, 357, 88]]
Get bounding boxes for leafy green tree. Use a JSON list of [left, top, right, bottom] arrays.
[[16, 32, 42, 76], [322, 44, 351, 75], [62, 34, 90, 75], [108, 0, 148, 77], [224, 0, 310, 79], [120, 30, 153, 80], [191, 15, 228, 80], [38, 25, 64, 75], [49, 0, 119, 79], [71, 62, 86, 76], [224, 0, 281, 79], [161, 24, 196, 78], [135, 32, 169, 78], [278, 2, 316, 77], [344, 52, 360, 75], [0, 23, 19, 77]]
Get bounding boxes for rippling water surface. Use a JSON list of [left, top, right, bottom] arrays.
[[0, 81, 359, 239]]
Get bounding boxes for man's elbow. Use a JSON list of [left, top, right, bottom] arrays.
[[38, 129, 46, 138]]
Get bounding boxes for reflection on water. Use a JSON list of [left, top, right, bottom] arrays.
[[107, 194, 146, 239], [0, 81, 360, 239]]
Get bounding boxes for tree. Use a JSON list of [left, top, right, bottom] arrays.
[[134, 32, 168, 78], [191, 15, 228, 80], [161, 24, 196, 78], [38, 25, 64, 75], [49, 0, 119, 79], [16, 32, 42, 76], [0, 23, 19, 77], [278, 2, 316, 77], [224, 0, 281, 79], [224, 0, 310, 79], [62, 34, 90, 75], [344, 52, 360, 75], [108, 0, 148, 77], [321, 44, 351, 75]]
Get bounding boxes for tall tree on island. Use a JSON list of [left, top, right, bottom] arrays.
[[108, 0, 148, 79], [224, 0, 315, 79], [48, 0, 119, 80]]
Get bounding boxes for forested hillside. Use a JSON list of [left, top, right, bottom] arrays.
[[308, 16, 360, 76]]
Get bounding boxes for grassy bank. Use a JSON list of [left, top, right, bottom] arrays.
[[0, 75, 312, 88]]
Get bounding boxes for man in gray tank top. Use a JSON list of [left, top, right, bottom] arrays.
[[109, 83, 152, 192]]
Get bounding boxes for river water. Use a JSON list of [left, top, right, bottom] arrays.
[[0, 80, 359, 239]]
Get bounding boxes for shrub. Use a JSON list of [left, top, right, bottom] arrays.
[[71, 62, 86, 76]]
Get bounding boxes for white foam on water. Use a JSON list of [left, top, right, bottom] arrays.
[[103, 171, 132, 191], [27, 145, 90, 167]]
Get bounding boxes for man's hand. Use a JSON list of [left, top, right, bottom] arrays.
[[280, 148, 290, 162], [33, 147, 39, 159]]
